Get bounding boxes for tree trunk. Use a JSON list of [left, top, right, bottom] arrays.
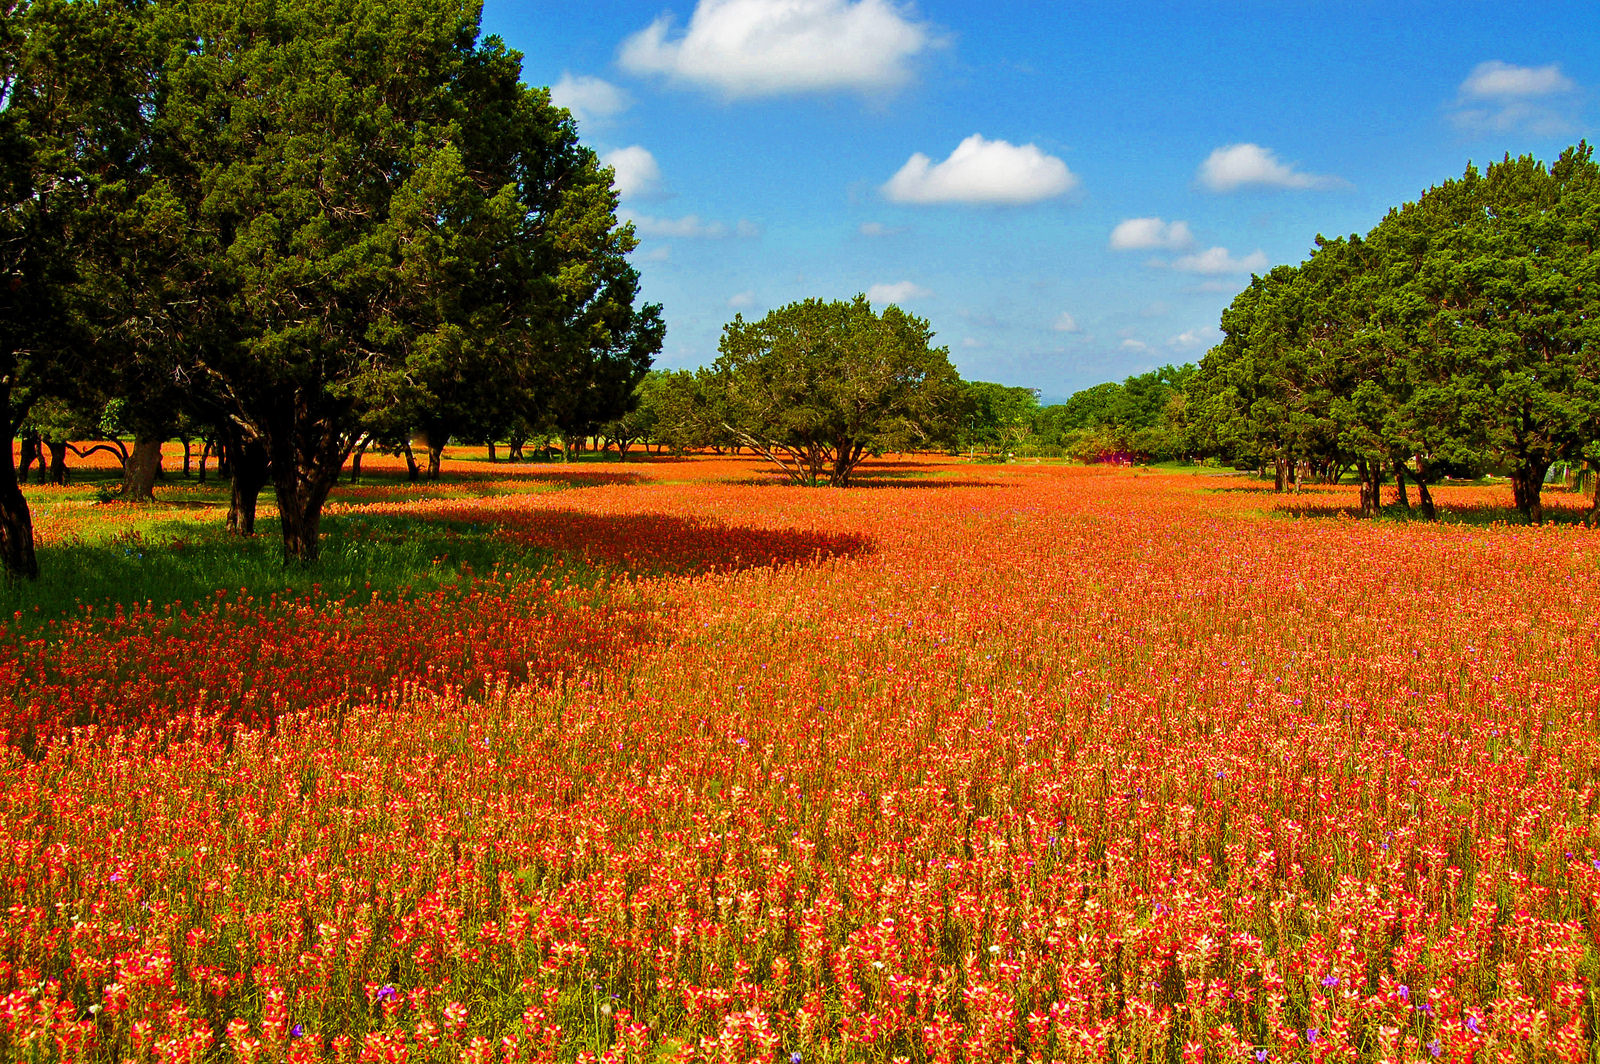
[[198, 439, 212, 483], [121, 438, 163, 500], [180, 438, 192, 477], [402, 441, 419, 482], [1511, 461, 1549, 524], [271, 434, 347, 566], [1413, 456, 1437, 521], [1273, 455, 1288, 493], [427, 441, 443, 480], [486, 440, 496, 462], [17, 432, 39, 483], [0, 429, 39, 581], [1393, 459, 1410, 510], [45, 439, 68, 485], [227, 437, 269, 536], [349, 434, 371, 483], [1357, 460, 1381, 518]]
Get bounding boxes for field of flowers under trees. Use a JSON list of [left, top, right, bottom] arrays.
[[2, 452, 1598, 1064]]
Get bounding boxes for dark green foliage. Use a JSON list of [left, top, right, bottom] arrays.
[[711, 296, 964, 486], [1037, 365, 1194, 462], [1186, 142, 1600, 521]]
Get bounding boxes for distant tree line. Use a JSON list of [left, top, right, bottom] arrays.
[[919, 143, 1599, 526], [1, 0, 660, 578]]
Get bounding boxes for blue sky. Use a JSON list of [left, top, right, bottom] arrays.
[[481, 0, 1599, 400]]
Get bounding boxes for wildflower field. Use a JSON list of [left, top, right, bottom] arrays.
[[2, 454, 1599, 1064]]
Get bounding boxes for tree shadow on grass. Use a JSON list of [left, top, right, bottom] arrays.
[[6, 508, 871, 627], [1269, 500, 1594, 527], [480, 507, 872, 573], [0, 508, 873, 750]]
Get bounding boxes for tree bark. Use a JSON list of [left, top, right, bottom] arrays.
[[0, 430, 39, 581], [121, 437, 163, 499], [270, 435, 347, 566], [1413, 457, 1437, 521], [402, 440, 420, 481], [1392, 459, 1410, 510], [486, 440, 496, 462], [348, 433, 371, 482], [226, 436, 269, 536], [17, 433, 39, 483], [45, 438, 68, 485], [427, 440, 443, 480], [1357, 459, 1381, 518], [1511, 460, 1549, 523], [180, 439, 192, 477], [198, 439, 212, 482]]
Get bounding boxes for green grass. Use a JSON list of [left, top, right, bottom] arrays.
[[2, 469, 597, 631]]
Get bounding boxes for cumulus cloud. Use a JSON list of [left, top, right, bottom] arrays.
[[1168, 328, 1218, 348], [883, 134, 1078, 206], [619, 0, 935, 98], [1120, 338, 1150, 352], [1052, 312, 1081, 333], [1197, 143, 1345, 192], [1450, 60, 1580, 134], [728, 291, 757, 308], [1109, 217, 1194, 251], [627, 213, 759, 239], [1170, 246, 1269, 275], [602, 146, 662, 199], [1461, 60, 1576, 99], [866, 280, 930, 303], [551, 73, 631, 128]]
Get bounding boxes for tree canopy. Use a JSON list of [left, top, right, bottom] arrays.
[[711, 296, 963, 487], [0, 0, 661, 576], [1186, 143, 1600, 521]]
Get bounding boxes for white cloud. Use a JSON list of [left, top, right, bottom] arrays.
[[1461, 60, 1576, 99], [1109, 217, 1194, 251], [1120, 338, 1150, 352], [1168, 328, 1218, 348], [602, 146, 662, 200], [1170, 246, 1269, 275], [629, 214, 726, 238], [550, 73, 631, 128], [626, 213, 759, 239], [883, 134, 1078, 205], [1197, 143, 1345, 192], [1052, 312, 1081, 333], [639, 245, 671, 262], [859, 221, 905, 237], [960, 337, 986, 349], [728, 290, 757, 308], [866, 280, 930, 303], [619, 0, 935, 98], [1450, 61, 1580, 134]]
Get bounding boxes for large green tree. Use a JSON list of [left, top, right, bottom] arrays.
[[147, 0, 656, 561], [712, 296, 962, 487], [0, 0, 155, 578]]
